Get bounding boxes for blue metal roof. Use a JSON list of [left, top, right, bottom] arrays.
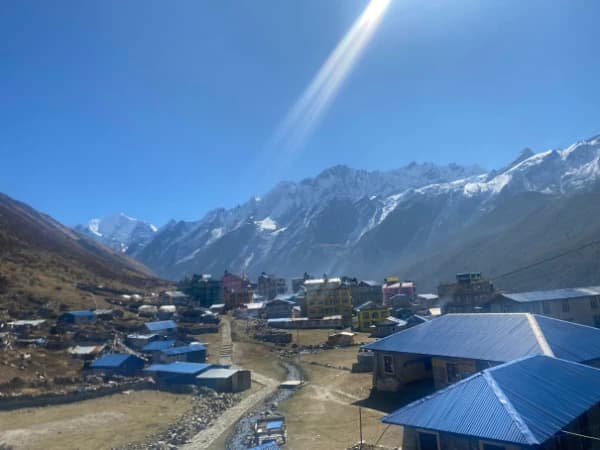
[[247, 442, 279, 450], [363, 313, 600, 363], [145, 320, 177, 331], [383, 355, 600, 445], [65, 310, 96, 317], [503, 286, 600, 303], [161, 344, 206, 356], [91, 353, 135, 368], [142, 340, 176, 352], [535, 315, 600, 362], [144, 362, 212, 375]]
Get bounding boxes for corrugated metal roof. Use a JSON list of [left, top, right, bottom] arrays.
[[363, 313, 600, 363], [196, 368, 238, 379], [535, 315, 600, 362], [145, 320, 177, 331], [142, 340, 175, 352], [503, 286, 600, 303], [161, 344, 206, 356], [383, 355, 600, 445], [145, 362, 212, 374], [91, 353, 134, 368], [65, 310, 96, 317]]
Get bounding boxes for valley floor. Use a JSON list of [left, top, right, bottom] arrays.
[[0, 390, 191, 450]]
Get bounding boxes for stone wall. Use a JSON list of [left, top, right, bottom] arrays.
[[0, 379, 153, 411]]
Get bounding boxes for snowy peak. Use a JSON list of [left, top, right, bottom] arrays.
[[75, 212, 157, 252]]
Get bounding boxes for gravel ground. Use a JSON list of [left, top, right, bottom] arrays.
[[115, 388, 240, 450]]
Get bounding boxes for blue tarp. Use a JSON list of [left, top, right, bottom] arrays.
[[383, 355, 600, 445], [266, 420, 284, 430]]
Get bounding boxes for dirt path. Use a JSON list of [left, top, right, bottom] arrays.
[[181, 316, 280, 450], [181, 372, 279, 450]]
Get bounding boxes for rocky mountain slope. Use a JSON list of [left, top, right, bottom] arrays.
[[126, 163, 484, 279], [81, 133, 600, 291], [0, 193, 161, 312]]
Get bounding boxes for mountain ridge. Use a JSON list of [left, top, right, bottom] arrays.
[[75, 133, 600, 290]]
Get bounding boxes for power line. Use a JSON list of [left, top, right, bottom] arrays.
[[491, 238, 600, 282], [561, 430, 600, 442]]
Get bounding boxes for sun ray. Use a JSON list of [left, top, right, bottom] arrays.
[[269, 0, 391, 157]]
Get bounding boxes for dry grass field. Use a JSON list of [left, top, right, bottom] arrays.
[[0, 390, 191, 450], [230, 319, 401, 449]]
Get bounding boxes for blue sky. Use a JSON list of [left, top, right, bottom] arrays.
[[1, 0, 600, 227]]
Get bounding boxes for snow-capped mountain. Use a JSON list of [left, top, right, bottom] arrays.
[[83, 133, 600, 291], [125, 162, 486, 279], [74, 213, 158, 252]]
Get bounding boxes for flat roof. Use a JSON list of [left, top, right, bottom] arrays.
[[161, 344, 206, 355], [145, 362, 212, 375], [503, 286, 600, 303], [196, 368, 238, 379]]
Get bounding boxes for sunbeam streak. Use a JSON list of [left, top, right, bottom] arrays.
[[269, 0, 391, 157]]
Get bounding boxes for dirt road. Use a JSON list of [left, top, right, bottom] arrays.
[[182, 316, 281, 450]]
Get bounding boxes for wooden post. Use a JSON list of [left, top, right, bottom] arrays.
[[359, 406, 363, 449]]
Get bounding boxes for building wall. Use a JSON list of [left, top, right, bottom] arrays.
[[439, 278, 495, 314], [306, 286, 352, 326], [431, 357, 485, 390], [373, 353, 495, 392], [357, 307, 392, 331], [402, 428, 523, 450], [490, 296, 600, 327], [351, 285, 383, 307], [223, 290, 253, 309], [372, 351, 433, 392], [265, 302, 294, 319]]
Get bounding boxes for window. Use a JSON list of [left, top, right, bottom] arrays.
[[418, 432, 438, 450], [383, 355, 394, 374], [591, 297, 599, 309], [372, 312, 379, 319], [562, 299, 570, 313], [446, 363, 460, 382]]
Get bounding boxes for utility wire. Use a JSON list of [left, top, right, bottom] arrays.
[[561, 430, 600, 442], [491, 239, 600, 282]]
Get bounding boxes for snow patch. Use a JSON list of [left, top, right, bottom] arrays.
[[379, 193, 403, 224], [206, 227, 224, 245], [88, 219, 103, 237], [242, 252, 254, 269], [254, 217, 278, 231], [271, 226, 288, 236]]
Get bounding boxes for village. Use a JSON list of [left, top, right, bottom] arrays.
[[1, 270, 600, 450]]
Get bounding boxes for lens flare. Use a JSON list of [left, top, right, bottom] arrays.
[[269, 0, 391, 156]]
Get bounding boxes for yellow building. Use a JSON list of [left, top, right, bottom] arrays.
[[304, 278, 352, 326], [356, 301, 392, 332]]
